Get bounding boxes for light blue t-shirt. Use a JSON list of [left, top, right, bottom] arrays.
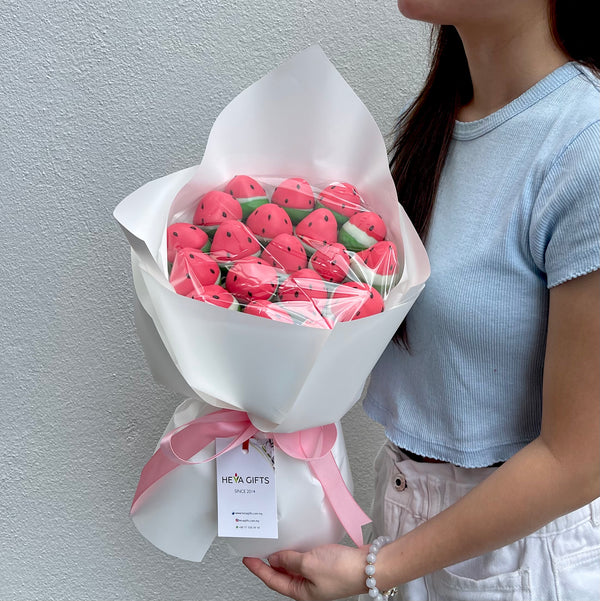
[[364, 62, 600, 467]]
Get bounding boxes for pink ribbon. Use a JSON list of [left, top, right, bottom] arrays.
[[130, 408, 371, 546]]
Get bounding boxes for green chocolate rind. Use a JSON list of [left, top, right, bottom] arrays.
[[284, 207, 313, 225], [315, 202, 348, 226], [239, 197, 269, 220]]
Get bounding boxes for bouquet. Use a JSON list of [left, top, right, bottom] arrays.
[[114, 46, 430, 562]]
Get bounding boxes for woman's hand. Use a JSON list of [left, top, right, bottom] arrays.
[[242, 543, 369, 601]]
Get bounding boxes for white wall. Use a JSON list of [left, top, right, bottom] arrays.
[[0, 1, 428, 599]]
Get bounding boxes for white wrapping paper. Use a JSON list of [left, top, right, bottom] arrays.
[[131, 398, 352, 562], [114, 45, 429, 433]]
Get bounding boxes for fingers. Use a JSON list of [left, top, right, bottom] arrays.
[[242, 556, 306, 599], [268, 550, 304, 575]]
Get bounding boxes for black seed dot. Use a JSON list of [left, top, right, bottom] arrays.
[[268, 214, 271, 220], [250, 184, 255, 190], [234, 275, 237, 281], [226, 251, 231, 257], [189, 253, 195, 258], [356, 311, 361, 317], [369, 225, 374, 231], [296, 184, 300, 190], [284, 219, 288, 224], [247, 237, 252, 243], [213, 294, 220, 299], [309, 222, 312, 227], [222, 211, 227, 218], [342, 204, 346, 209], [226, 231, 232, 237], [324, 215, 329, 222], [248, 291, 253, 297], [173, 232, 179, 237], [309, 199, 313, 205], [294, 291, 299, 298], [271, 283, 275, 287], [210, 268, 215, 274], [284, 199, 289, 204], [298, 265, 302, 270], [186, 273, 190, 279], [287, 246, 291, 252], [230, 189, 234, 195], [190, 226, 197, 230], [331, 185, 336, 189], [272, 260, 276, 266], [201, 203, 204, 209], [262, 228, 266, 234]]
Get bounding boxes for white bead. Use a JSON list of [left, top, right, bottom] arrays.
[[365, 564, 376, 576], [366, 577, 376, 588], [369, 544, 380, 554], [368, 587, 379, 598], [382, 536, 393, 544], [366, 552, 377, 563], [381, 595, 388, 601], [375, 594, 384, 601]]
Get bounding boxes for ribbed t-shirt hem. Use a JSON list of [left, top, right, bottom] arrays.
[[363, 399, 533, 468], [548, 264, 600, 289]]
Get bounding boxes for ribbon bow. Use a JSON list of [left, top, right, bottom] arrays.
[[131, 408, 371, 546]]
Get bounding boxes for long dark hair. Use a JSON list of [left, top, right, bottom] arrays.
[[391, 0, 600, 348]]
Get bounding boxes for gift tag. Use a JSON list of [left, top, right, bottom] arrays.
[[216, 437, 278, 538]]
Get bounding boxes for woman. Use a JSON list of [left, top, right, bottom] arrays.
[[244, 0, 600, 598]]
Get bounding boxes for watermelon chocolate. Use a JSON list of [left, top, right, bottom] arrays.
[[193, 190, 243, 236], [278, 269, 329, 308], [309, 243, 351, 283], [187, 284, 240, 311], [261, 233, 307, 274], [246, 203, 293, 244], [316, 182, 363, 226], [271, 178, 315, 225], [243, 299, 294, 324], [225, 175, 269, 220], [166, 222, 210, 263], [329, 282, 384, 322], [210, 220, 261, 268], [226, 257, 279, 303], [169, 248, 221, 296], [350, 240, 402, 295], [338, 211, 386, 252], [295, 208, 338, 255]]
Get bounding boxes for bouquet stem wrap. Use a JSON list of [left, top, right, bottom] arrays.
[[131, 403, 369, 561]]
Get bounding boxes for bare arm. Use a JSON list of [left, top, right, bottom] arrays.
[[375, 270, 600, 588]]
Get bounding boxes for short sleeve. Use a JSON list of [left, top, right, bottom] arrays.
[[529, 120, 600, 288]]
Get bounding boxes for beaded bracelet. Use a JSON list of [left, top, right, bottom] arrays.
[[364, 535, 398, 600]]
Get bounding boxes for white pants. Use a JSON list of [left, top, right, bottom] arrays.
[[358, 440, 600, 601]]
